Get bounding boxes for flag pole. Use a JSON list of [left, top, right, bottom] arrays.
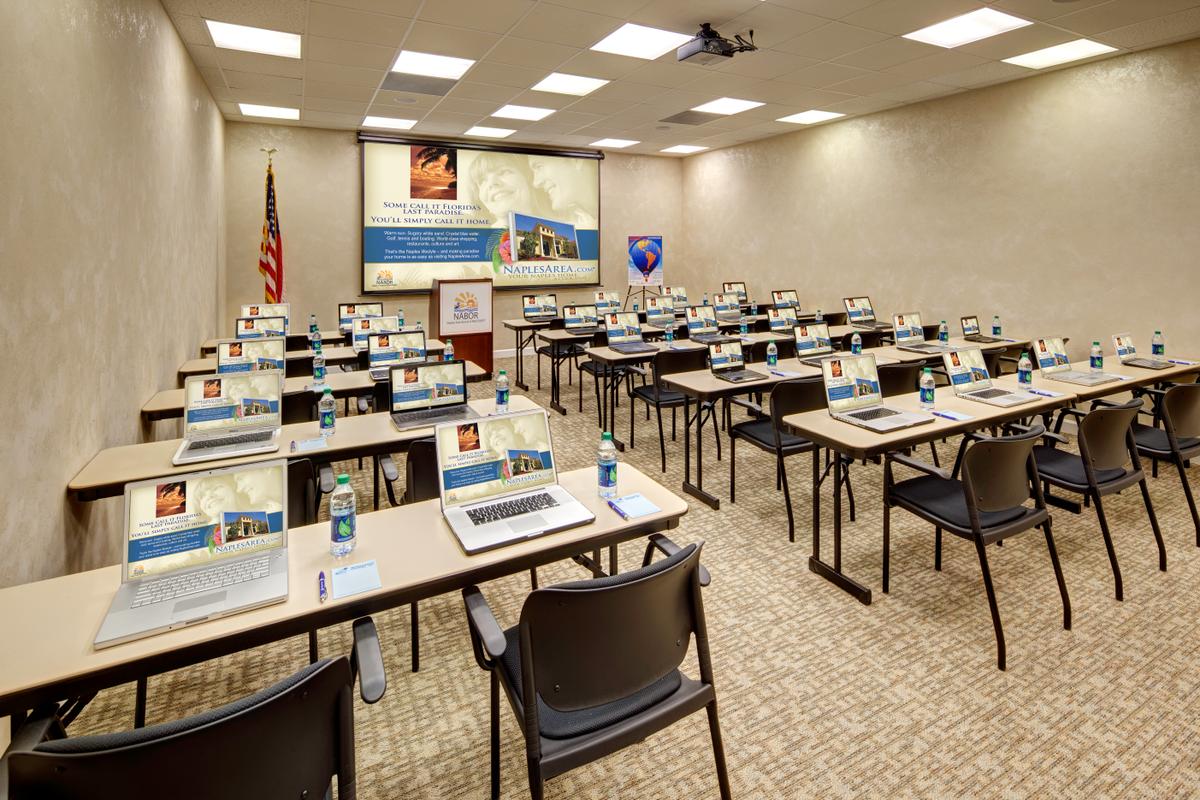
[[258, 147, 283, 302]]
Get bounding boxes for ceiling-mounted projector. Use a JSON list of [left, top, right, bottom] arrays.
[[676, 23, 757, 66]]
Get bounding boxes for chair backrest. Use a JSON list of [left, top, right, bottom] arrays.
[[1164, 383, 1200, 439], [961, 426, 1043, 515], [7, 659, 355, 800], [652, 347, 709, 385], [281, 390, 318, 425], [820, 311, 848, 326], [548, 317, 566, 330], [1078, 399, 1141, 472], [287, 458, 318, 525], [877, 362, 922, 396], [404, 438, 440, 504], [768, 377, 827, 429], [840, 330, 882, 351], [288, 355, 314, 377], [518, 544, 705, 713], [372, 379, 389, 412], [982, 349, 1002, 378]]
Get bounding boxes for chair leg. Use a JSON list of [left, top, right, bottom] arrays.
[[529, 568, 538, 590], [934, 528, 942, 571], [527, 757, 545, 800], [729, 436, 736, 503], [844, 462, 856, 522], [972, 536, 1006, 670], [671, 407, 677, 441], [929, 441, 940, 468], [410, 602, 420, 673], [706, 700, 734, 800], [309, 630, 319, 663], [1174, 457, 1200, 545], [629, 386, 635, 448], [490, 670, 501, 800], [656, 405, 667, 473], [1091, 490, 1123, 601], [882, 503, 891, 593], [1138, 478, 1167, 571], [1043, 519, 1071, 631], [780, 451, 794, 543]]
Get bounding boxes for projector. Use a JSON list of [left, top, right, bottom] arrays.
[[677, 23, 757, 66]]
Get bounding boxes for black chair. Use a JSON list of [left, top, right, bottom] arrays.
[[839, 330, 882, 351], [281, 390, 318, 425], [536, 318, 583, 390], [878, 362, 941, 466], [819, 311, 848, 326], [1131, 383, 1200, 543], [287, 457, 320, 530], [2, 625, 385, 800], [1031, 400, 1165, 600], [883, 426, 1070, 670], [462, 535, 731, 800], [578, 331, 629, 420], [628, 348, 718, 472]]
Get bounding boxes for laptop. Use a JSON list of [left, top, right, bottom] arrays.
[[595, 290, 621, 314], [961, 315, 1003, 344], [435, 409, 594, 554], [94, 460, 290, 649], [173, 371, 283, 465], [240, 303, 290, 333], [844, 296, 889, 331], [794, 322, 836, 366], [708, 341, 760, 383], [942, 347, 1037, 407], [522, 293, 558, 321], [235, 315, 287, 339], [606, 312, 656, 354], [389, 360, 479, 431], [664, 285, 689, 308], [1113, 333, 1171, 370], [821, 355, 933, 432], [893, 312, 949, 354], [338, 302, 382, 331], [351, 314, 401, 350], [767, 306, 798, 332], [216, 337, 286, 375], [645, 295, 676, 328], [367, 331, 427, 380], [1033, 336, 1121, 386], [686, 305, 735, 344], [772, 289, 800, 309], [563, 304, 601, 336], [722, 282, 748, 304], [713, 292, 742, 323]]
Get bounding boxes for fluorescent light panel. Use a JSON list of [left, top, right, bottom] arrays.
[[777, 109, 844, 124], [591, 138, 639, 148], [362, 116, 416, 130], [532, 72, 609, 96], [661, 145, 706, 154], [493, 104, 555, 121], [466, 125, 516, 138], [391, 50, 475, 79], [691, 97, 764, 115], [591, 23, 693, 60], [903, 8, 1031, 48], [238, 103, 299, 120], [1003, 38, 1117, 69], [206, 20, 301, 58]]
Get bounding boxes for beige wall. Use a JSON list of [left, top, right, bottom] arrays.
[[0, 0, 224, 588], [676, 39, 1200, 360], [223, 122, 682, 346]]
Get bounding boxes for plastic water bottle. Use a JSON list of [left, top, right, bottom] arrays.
[[739, 320, 748, 336], [750, 300, 758, 315], [938, 320, 949, 343], [992, 315, 1002, 337], [919, 368, 936, 410], [851, 332, 862, 355], [1152, 330, 1165, 361], [318, 387, 336, 436], [311, 329, 322, 351], [633, 302, 639, 313], [329, 475, 356, 558], [414, 320, 422, 331], [444, 338, 455, 362], [665, 326, 674, 344], [312, 350, 326, 387], [766, 341, 778, 367], [815, 309, 823, 322], [397, 307, 405, 328], [1090, 341, 1103, 372], [1018, 352, 1033, 385], [495, 369, 509, 414], [597, 432, 618, 499], [309, 313, 319, 336], [703, 292, 710, 306]]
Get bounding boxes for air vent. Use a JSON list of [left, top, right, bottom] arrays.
[[659, 110, 719, 126], [381, 73, 458, 96]]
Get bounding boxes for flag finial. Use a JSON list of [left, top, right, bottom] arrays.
[[259, 146, 278, 165]]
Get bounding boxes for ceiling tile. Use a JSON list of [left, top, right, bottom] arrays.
[[1054, 0, 1200, 36], [305, 81, 378, 102], [718, 4, 828, 48], [185, 42, 221, 68], [161, 0, 200, 15], [826, 70, 911, 95], [930, 59, 1031, 88], [776, 60, 876, 88], [305, 60, 387, 87], [460, 62, 548, 89], [302, 96, 371, 114], [1093, 5, 1200, 49], [718, 49, 820, 79], [169, 14, 211, 45], [841, 0, 983, 35], [588, 81, 668, 103], [679, 71, 774, 96], [485, 37, 580, 69], [193, 0, 308, 31], [957, 22, 1076, 60], [553, 50, 647, 80], [505, 90, 581, 109], [766, 0, 889, 19], [989, 0, 1111, 21], [630, 0, 761, 32], [561, 96, 637, 116], [883, 49, 990, 81], [447, 81, 523, 102], [441, 96, 511, 116], [541, 0, 652, 17], [748, 81, 858, 106], [824, 94, 903, 114], [623, 61, 711, 88], [307, 3, 413, 46], [306, 36, 396, 70], [223, 70, 303, 94], [872, 80, 955, 103], [315, 0, 421, 16], [402, 21, 503, 59], [832, 36, 941, 70], [773, 21, 892, 60], [223, 88, 304, 107], [420, 110, 490, 127], [214, 49, 304, 78], [512, 5, 627, 48], [418, 0, 536, 34], [300, 110, 367, 126]]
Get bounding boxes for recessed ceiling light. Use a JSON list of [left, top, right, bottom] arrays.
[[1002, 38, 1117, 69], [591, 23, 693, 60], [691, 97, 764, 115], [591, 138, 639, 148], [362, 116, 417, 130], [777, 109, 844, 124], [493, 104, 555, 121], [903, 8, 1032, 48], [661, 145, 707, 154], [238, 103, 299, 120], [532, 72, 609, 96], [466, 125, 516, 139], [391, 50, 475, 80], [205, 20, 301, 59]]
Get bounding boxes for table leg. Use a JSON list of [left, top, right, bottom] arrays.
[[807, 449, 872, 604], [608, 367, 627, 451], [549, 349, 567, 415], [682, 398, 720, 509], [514, 329, 530, 392]]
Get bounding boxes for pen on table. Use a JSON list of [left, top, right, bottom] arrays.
[[930, 411, 960, 421], [318, 570, 328, 603], [607, 499, 632, 520], [1168, 359, 1195, 365]]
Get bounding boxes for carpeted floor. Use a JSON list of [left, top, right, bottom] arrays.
[[71, 357, 1200, 798]]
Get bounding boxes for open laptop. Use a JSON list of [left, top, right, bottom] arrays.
[[794, 322, 836, 366], [338, 302, 382, 331], [435, 409, 594, 554], [351, 314, 401, 350], [367, 331, 426, 380], [1113, 333, 1171, 370], [713, 292, 741, 323], [217, 337, 286, 375], [665, 285, 689, 308], [563, 303, 601, 336], [686, 304, 735, 344], [595, 290, 620, 314], [94, 460, 289, 649], [772, 289, 800, 309], [821, 355, 933, 432], [943, 347, 1037, 407], [844, 297, 889, 331], [645, 295, 676, 328], [235, 315, 287, 339], [606, 311, 656, 354], [240, 303, 290, 333], [1033, 336, 1121, 386], [722, 282, 748, 304], [389, 360, 479, 431], [893, 312, 949, 354], [708, 341, 759, 383], [173, 372, 283, 465], [522, 293, 557, 321], [961, 315, 1003, 344], [767, 306, 798, 332]]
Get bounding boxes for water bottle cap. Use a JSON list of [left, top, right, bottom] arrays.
[[499, 369, 506, 375], [323, 387, 333, 394], [1093, 341, 1100, 345], [602, 432, 613, 441], [336, 474, 350, 485], [923, 367, 932, 373], [1155, 330, 1161, 334]]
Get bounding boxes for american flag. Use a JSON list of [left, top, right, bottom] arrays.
[[258, 162, 284, 302]]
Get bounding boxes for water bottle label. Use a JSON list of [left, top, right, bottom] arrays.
[[320, 409, 335, 430], [1019, 368, 1032, 385], [920, 386, 935, 405], [1090, 355, 1103, 370], [851, 343, 862, 355], [1152, 343, 1165, 356], [445, 353, 454, 362], [331, 511, 355, 543], [496, 388, 509, 406], [598, 461, 617, 488], [767, 353, 778, 366], [992, 324, 1001, 336], [740, 324, 748, 334], [314, 364, 326, 381]]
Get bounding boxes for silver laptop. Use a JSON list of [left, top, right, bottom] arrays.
[[435, 409, 594, 554], [772, 289, 800, 309], [594, 290, 621, 315], [686, 304, 735, 344], [216, 336, 286, 375], [235, 315, 287, 339], [794, 322, 836, 365], [94, 460, 290, 649], [645, 295, 676, 329], [893, 312, 949, 354], [389, 360, 479, 431], [173, 371, 283, 465], [351, 314, 401, 350], [523, 293, 558, 321], [563, 303, 601, 336], [240, 303, 290, 333], [665, 285, 689, 308], [722, 282, 748, 304], [713, 292, 741, 323], [943, 347, 1037, 407], [844, 296, 889, 331], [368, 331, 427, 381], [709, 341, 760, 383], [961, 315, 1003, 344], [821, 354, 933, 432], [338, 301, 382, 331], [1113, 332, 1171, 370], [1034, 336, 1121, 386], [606, 311, 656, 354], [767, 306, 798, 332]]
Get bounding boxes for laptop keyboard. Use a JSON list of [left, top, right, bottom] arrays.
[[611, 342, 656, 353], [396, 407, 467, 424], [131, 556, 271, 608], [847, 407, 899, 421], [187, 430, 275, 451], [969, 388, 1010, 399], [466, 492, 558, 526]]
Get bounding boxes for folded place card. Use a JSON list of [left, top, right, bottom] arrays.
[[332, 560, 382, 600]]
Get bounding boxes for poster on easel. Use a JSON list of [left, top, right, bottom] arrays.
[[627, 236, 663, 287]]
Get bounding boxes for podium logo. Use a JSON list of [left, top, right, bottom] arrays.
[[453, 291, 481, 323]]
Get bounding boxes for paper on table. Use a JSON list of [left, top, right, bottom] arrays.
[[607, 493, 661, 520], [332, 560, 382, 600], [931, 409, 973, 421], [290, 437, 329, 453], [769, 368, 803, 378], [1026, 388, 1064, 397]]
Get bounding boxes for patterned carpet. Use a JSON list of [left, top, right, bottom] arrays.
[[71, 356, 1200, 798]]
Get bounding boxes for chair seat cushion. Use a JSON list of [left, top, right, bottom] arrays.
[[730, 419, 808, 450], [1133, 424, 1200, 455], [499, 627, 682, 740], [891, 475, 1027, 531], [631, 384, 685, 406], [1033, 445, 1127, 488], [579, 360, 623, 376]]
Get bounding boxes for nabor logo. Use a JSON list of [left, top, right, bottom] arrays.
[[453, 291, 478, 311], [375, 268, 394, 285]]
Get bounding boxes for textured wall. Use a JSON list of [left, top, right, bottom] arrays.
[[0, 0, 224, 587], [677, 39, 1200, 360], [223, 122, 683, 344]]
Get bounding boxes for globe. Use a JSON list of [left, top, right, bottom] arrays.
[[628, 237, 662, 280]]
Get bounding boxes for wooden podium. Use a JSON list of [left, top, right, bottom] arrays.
[[429, 278, 494, 374]]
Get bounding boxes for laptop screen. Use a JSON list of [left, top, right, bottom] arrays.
[[772, 290, 799, 308], [436, 410, 556, 507], [722, 282, 748, 303], [236, 316, 287, 339], [822, 356, 882, 413], [594, 291, 620, 313], [240, 303, 290, 332], [794, 322, 832, 355], [390, 361, 467, 413], [961, 316, 981, 336], [605, 312, 642, 344], [686, 305, 718, 334], [892, 312, 925, 343], [767, 306, 798, 330], [522, 293, 557, 318], [943, 347, 993, 391], [217, 337, 286, 374], [369, 331, 425, 366], [352, 315, 401, 349], [339, 302, 382, 328], [708, 341, 744, 372], [1033, 337, 1071, 373], [665, 285, 688, 306], [124, 461, 287, 581], [843, 297, 875, 323], [645, 295, 675, 325], [1113, 333, 1136, 361], [563, 304, 598, 329], [184, 372, 283, 435], [713, 293, 738, 313]]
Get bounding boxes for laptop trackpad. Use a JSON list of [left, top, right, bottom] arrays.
[[509, 515, 547, 536], [173, 592, 227, 619]]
